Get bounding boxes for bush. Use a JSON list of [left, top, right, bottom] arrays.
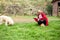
[[46, 4, 52, 16], [0, 3, 5, 14]]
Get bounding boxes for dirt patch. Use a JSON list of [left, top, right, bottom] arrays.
[[13, 16, 35, 23]]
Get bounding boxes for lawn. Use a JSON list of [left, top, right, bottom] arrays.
[[0, 16, 60, 40]]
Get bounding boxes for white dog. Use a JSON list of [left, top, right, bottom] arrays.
[[0, 15, 14, 26]]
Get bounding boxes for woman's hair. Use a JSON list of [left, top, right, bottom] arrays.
[[37, 10, 43, 13]]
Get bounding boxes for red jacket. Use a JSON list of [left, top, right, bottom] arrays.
[[37, 12, 48, 26]]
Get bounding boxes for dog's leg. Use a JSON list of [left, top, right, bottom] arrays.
[[0, 22, 3, 25], [0, 19, 3, 25], [5, 21, 8, 26]]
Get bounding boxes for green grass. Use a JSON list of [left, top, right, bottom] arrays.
[[0, 17, 60, 40]]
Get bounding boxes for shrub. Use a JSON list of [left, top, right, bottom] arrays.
[[46, 3, 52, 16]]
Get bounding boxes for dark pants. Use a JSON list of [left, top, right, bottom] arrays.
[[38, 20, 46, 25]]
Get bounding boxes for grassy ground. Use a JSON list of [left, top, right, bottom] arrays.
[[0, 16, 60, 40]]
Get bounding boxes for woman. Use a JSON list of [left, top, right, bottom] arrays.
[[34, 10, 48, 26]]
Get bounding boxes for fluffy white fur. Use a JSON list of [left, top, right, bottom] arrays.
[[0, 15, 14, 26]]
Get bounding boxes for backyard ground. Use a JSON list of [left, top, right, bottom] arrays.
[[0, 16, 60, 40], [13, 16, 60, 23]]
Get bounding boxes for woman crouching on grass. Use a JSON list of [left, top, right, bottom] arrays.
[[34, 10, 48, 26]]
